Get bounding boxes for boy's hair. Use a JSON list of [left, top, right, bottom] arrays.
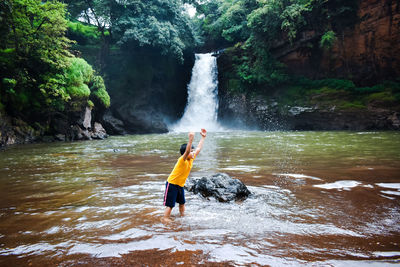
[[180, 144, 194, 155]]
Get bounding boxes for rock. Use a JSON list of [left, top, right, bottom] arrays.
[[0, 113, 41, 146], [70, 125, 91, 140], [80, 107, 92, 129], [54, 134, 66, 141], [91, 122, 108, 139], [186, 173, 251, 202], [115, 103, 168, 133], [102, 110, 126, 135], [41, 135, 55, 142], [218, 89, 400, 131], [388, 112, 400, 129]]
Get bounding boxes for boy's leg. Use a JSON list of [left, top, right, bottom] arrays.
[[177, 186, 185, 217], [162, 206, 173, 223], [162, 182, 176, 223], [179, 204, 185, 216]]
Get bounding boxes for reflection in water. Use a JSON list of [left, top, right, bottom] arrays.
[[0, 131, 400, 265]]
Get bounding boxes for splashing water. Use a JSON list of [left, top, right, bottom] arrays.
[[171, 53, 222, 132]]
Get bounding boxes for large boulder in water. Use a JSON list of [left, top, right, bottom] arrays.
[[185, 173, 251, 202]]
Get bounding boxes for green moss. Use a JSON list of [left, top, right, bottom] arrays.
[[367, 91, 396, 102], [338, 101, 366, 110], [67, 83, 91, 98], [87, 99, 94, 108], [308, 86, 340, 95], [92, 88, 110, 108], [355, 84, 385, 93], [89, 75, 110, 108]]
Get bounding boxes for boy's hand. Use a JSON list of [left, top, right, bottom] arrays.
[[200, 128, 207, 138], [188, 132, 195, 140]]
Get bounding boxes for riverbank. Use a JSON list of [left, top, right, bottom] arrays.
[[0, 106, 108, 147]]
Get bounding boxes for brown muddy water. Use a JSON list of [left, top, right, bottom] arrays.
[[0, 131, 399, 266]]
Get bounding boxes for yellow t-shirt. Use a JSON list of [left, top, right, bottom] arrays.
[[167, 155, 195, 187]]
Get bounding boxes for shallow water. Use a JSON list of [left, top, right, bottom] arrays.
[[0, 131, 400, 266]]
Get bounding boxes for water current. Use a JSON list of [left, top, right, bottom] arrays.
[[0, 131, 399, 266]]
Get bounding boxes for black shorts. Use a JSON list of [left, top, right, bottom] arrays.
[[163, 182, 185, 208]]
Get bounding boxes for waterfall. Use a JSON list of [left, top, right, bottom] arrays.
[[171, 53, 221, 132]]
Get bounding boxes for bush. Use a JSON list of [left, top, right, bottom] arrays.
[[64, 57, 93, 98], [2, 78, 17, 92], [320, 31, 337, 50], [90, 75, 110, 108], [67, 21, 100, 44]]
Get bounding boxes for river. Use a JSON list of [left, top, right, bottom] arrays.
[[0, 131, 399, 266]]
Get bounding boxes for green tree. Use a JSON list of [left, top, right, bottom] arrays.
[[65, 0, 200, 63], [0, 0, 109, 117]]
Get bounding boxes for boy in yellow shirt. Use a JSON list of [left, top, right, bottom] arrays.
[[162, 129, 207, 223]]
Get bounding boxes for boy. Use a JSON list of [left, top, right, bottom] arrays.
[[162, 129, 207, 223]]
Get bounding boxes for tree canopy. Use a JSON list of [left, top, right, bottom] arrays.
[[0, 0, 110, 119], [64, 0, 201, 62]]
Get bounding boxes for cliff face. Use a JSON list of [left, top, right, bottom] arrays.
[[0, 107, 108, 147], [218, 92, 400, 131], [275, 0, 400, 85], [217, 0, 400, 131], [97, 48, 195, 134]]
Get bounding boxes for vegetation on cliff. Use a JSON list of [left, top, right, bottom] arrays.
[[193, 0, 399, 110], [0, 0, 110, 124]]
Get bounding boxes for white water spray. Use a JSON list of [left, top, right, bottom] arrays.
[[171, 53, 221, 132]]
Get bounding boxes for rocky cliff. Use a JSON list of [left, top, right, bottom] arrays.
[[273, 0, 400, 85], [91, 48, 195, 135], [218, 92, 400, 131], [0, 107, 108, 147], [217, 0, 400, 130]]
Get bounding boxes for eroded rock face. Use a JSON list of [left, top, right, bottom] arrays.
[[0, 114, 42, 146], [68, 108, 109, 141], [114, 103, 168, 134], [185, 173, 251, 202], [275, 0, 400, 84], [92, 122, 108, 140], [102, 110, 126, 135], [218, 93, 400, 131], [0, 106, 110, 147]]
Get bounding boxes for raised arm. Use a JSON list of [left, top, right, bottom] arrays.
[[182, 132, 195, 161], [195, 129, 207, 156]]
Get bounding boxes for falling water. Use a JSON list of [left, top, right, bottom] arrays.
[[171, 53, 221, 132]]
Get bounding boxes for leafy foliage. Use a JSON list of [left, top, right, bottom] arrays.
[[65, 0, 200, 62], [67, 20, 101, 45], [320, 30, 336, 49], [0, 0, 109, 117], [90, 75, 110, 108], [195, 0, 363, 95]]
